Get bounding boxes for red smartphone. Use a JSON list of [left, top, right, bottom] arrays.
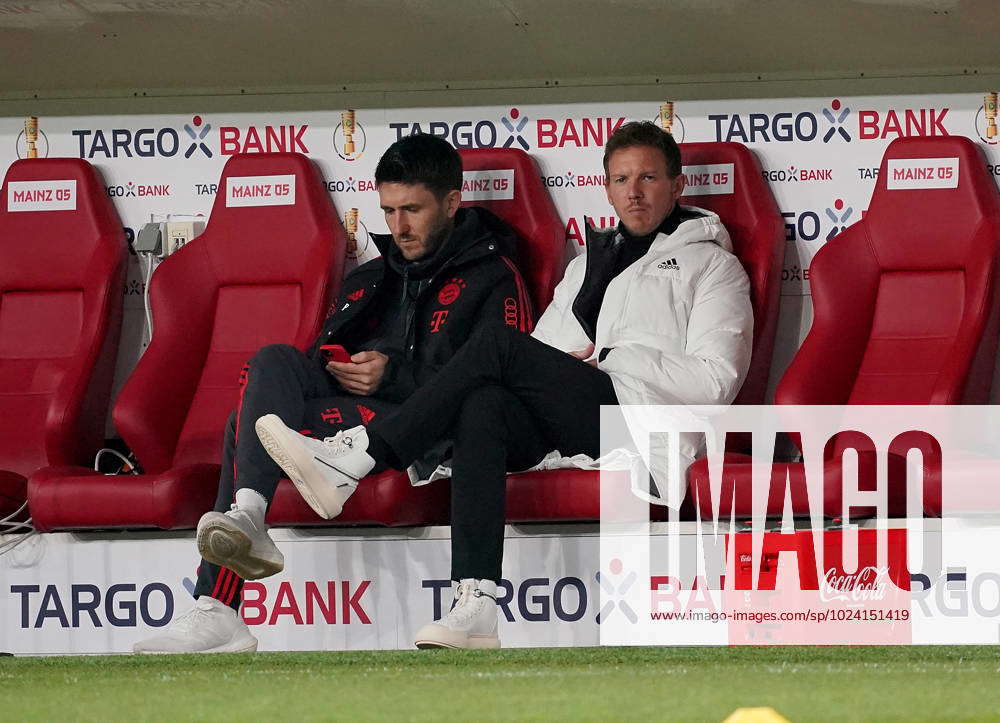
[[320, 344, 352, 363]]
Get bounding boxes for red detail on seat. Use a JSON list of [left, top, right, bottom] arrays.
[[459, 148, 563, 312], [356, 405, 376, 425], [505, 468, 672, 522], [0, 159, 126, 520], [679, 142, 784, 407], [689, 136, 1000, 520], [29, 153, 346, 530], [28, 464, 221, 531], [266, 470, 450, 527]]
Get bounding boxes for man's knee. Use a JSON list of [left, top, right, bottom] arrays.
[[457, 385, 512, 430], [468, 321, 526, 354], [248, 343, 304, 374]]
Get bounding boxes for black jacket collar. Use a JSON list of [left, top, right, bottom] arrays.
[[371, 206, 519, 280]]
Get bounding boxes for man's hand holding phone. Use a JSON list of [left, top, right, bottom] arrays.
[[322, 345, 389, 395]]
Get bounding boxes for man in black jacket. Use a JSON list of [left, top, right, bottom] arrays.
[[254, 122, 752, 651], [134, 134, 531, 654]]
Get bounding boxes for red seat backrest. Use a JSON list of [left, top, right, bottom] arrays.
[[458, 148, 564, 311], [0, 158, 126, 475], [776, 136, 1000, 406], [113, 152, 345, 473], [679, 142, 784, 405]]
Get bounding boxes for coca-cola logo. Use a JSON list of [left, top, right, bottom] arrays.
[[820, 566, 890, 603]]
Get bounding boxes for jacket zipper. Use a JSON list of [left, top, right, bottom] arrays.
[[400, 234, 494, 358]]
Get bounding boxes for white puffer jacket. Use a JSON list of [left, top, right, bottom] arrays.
[[533, 207, 752, 405], [529, 207, 753, 505]]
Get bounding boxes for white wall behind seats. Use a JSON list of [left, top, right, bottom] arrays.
[[3, 92, 999, 432]]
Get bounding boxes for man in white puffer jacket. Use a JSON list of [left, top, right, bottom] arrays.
[[533, 188, 750, 409], [255, 121, 753, 649], [532, 126, 753, 506]]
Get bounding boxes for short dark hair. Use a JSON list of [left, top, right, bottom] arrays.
[[375, 134, 463, 197], [602, 121, 682, 178]]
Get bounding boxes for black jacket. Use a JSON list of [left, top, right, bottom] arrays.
[[308, 206, 534, 404]]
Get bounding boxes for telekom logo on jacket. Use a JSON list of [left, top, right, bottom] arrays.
[[225, 174, 296, 207]]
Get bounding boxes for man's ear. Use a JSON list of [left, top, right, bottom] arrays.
[[444, 189, 462, 218], [671, 173, 686, 202]]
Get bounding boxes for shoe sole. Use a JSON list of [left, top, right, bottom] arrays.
[[414, 636, 501, 650], [255, 416, 343, 519], [134, 638, 259, 654], [197, 514, 283, 581]]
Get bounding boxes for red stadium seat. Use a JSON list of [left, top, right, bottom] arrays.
[[0, 159, 126, 519], [266, 147, 563, 526], [687, 136, 1000, 519], [505, 142, 784, 522], [680, 143, 784, 407], [457, 148, 564, 312], [28, 153, 344, 530]]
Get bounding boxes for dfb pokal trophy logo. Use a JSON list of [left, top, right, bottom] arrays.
[[656, 101, 686, 142], [975, 91, 998, 145], [344, 208, 371, 259], [334, 109, 366, 161], [17, 116, 48, 159]]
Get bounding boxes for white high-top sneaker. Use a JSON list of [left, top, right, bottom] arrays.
[[133, 596, 258, 654], [197, 506, 284, 580], [414, 579, 501, 649], [255, 415, 375, 519]]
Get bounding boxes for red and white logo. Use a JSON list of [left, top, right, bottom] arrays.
[[226, 174, 296, 207], [681, 163, 734, 196], [820, 566, 891, 603], [219, 124, 308, 155], [241, 580, 372, 625], [7, 179, 76, 212], [438, 278, 466, 305], [429, 310, 449, 333], [886, 157, 959, 190], [461, 169, 514, 201]]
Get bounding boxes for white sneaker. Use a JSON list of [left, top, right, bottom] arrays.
[[132, 596, 258, 654], [197, 506, 283, 580], [255, 415, 375, 519], [414, 579, 501, 649]]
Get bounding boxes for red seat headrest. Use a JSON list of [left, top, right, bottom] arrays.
[[458, 148, 563, 311], [866, 136, 998, 269], [199, 152, 343, 284], [1, 158, 122, 288], [679, 142, 784, 406]]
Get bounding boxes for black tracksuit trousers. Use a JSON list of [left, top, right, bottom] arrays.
[[196, 327, 618, 609], [369, 323, 618, 583], [194, 344, 344, 610]]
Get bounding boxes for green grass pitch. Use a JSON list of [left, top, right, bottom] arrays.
[[4, 646, 1000, 721]]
